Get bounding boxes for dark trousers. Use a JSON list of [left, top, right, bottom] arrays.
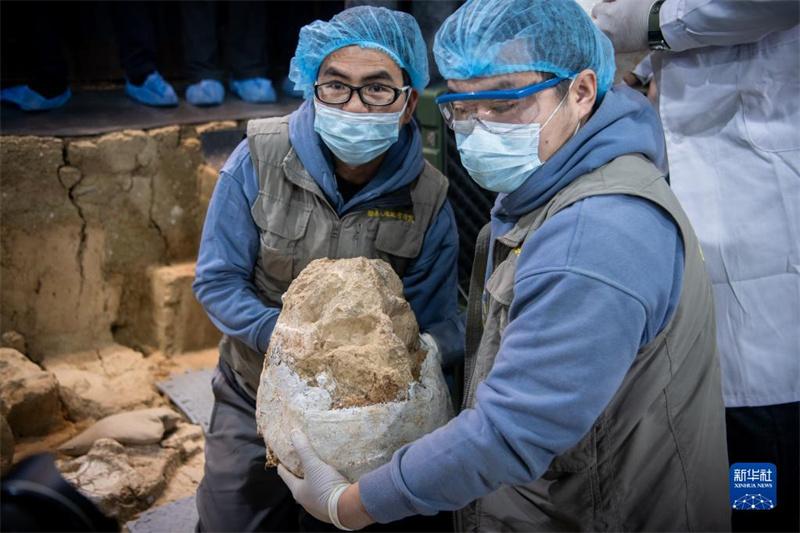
[[196, 361, 452, 532], [13, 1, 157, 93], [343, 0, 462, 84], [22, 1, 68, 95], [107, 1, 158, 82], [727, 402, 799, 532], [180, 1, 269, 83]]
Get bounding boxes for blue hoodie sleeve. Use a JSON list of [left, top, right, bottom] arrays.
[[192, 140, 280, 353], [358, 195, 684, 522], [401, 200, 464, 368]]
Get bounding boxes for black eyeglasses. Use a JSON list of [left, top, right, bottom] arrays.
[[314, 81, 410, 107]]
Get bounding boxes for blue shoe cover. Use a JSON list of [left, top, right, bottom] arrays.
[[230, 77, 277, 103], [280, 76, 303, 99], [126, 71, 178, 107], [186, 79, 225, 106], [0, 85, 71, 111]]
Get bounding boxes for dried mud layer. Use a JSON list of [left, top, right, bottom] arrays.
[[271, 257, 424, 409]]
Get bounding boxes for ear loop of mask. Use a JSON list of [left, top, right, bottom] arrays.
[[540, 77, 577, 133], [394, 89, 411, 118]]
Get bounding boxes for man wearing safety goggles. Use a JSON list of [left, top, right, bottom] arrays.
[[437, 73, 580, 193], [282, 0, 730, 531]]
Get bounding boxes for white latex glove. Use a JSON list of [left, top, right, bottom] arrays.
[[419, 332, 440, 364], [277, 430, 353, 530], [592, 0, 652, 53]]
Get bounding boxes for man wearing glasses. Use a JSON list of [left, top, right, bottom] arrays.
[[192, 6, 460, 532], [281, 1, 730, 531]]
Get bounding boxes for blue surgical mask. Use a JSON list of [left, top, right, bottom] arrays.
[[455, 87, 575, 194], [313, 99, 408, 166]]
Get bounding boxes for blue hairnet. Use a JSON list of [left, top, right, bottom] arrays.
[[289, 6, 429, 100], [433, 0, 615, 97]]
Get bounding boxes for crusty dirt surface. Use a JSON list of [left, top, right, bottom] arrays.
[[275, 257, 422, 408]]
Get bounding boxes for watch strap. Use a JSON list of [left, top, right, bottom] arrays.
[[647, 0, 671, 51]]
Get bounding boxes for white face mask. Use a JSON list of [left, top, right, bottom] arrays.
[[313, 98, 408, 166], [455, 84, 576, 194]]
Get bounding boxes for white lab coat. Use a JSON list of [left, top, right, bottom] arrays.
[[652, 0, 800, 407]]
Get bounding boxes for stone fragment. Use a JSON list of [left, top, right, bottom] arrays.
[[59, 438, 180, 523], [0, 348, 64, 437], [43, 344, 160, 422], [1, 330, 26, 356], [257, 258, 452, 481], [1, 415, 14, 476]]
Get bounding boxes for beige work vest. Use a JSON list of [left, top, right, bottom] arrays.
[[219, 115, 449, 398], [460, 155, 730, 532]]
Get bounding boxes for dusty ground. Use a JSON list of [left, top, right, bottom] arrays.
[[5, 346, 219, 527], [151, 347, 219, 380]]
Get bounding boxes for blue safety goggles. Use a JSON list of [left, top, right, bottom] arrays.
[[435, 75, 575, 133], [435, 76, 570, 105]]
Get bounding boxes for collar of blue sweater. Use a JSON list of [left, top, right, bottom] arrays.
[[494, 85, 667, 220], [288, 99, 426, 215]]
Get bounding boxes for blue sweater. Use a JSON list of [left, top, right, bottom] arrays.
[[359, 86, 685, 521], [193, 101, 463, 368]]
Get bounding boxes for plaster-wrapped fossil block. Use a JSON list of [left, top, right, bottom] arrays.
[[256, 257, 452, 482]]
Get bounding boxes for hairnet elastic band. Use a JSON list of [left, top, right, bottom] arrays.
[[435, 73, 577, 105]]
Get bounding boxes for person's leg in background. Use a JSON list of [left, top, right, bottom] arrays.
[[342, 0, 461, 86], [344, 0, 463, 85], [196, 363, 302, 532], [271, 2, 344, 98], [408, 1, 461, 86], [227, 0, 276, 104], [108, 0, 177, 107], [180, 1, 225, 106], [0, 1, 71, 111], [727, 402, 799, 532]]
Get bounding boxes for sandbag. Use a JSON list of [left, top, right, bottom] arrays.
[[58, 407, 181, 456]]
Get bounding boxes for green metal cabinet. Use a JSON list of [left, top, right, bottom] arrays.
[[416, 85, 448, 174]]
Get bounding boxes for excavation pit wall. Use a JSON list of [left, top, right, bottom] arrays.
[[0, 122, 233, 362], [0, 121, 243, 523]]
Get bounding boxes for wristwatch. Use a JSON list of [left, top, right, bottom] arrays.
[[647, 0, 671, 51]]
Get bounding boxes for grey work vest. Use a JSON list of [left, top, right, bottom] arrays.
[[218, 115, 449, 399], [460, 155, 730, 532]]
